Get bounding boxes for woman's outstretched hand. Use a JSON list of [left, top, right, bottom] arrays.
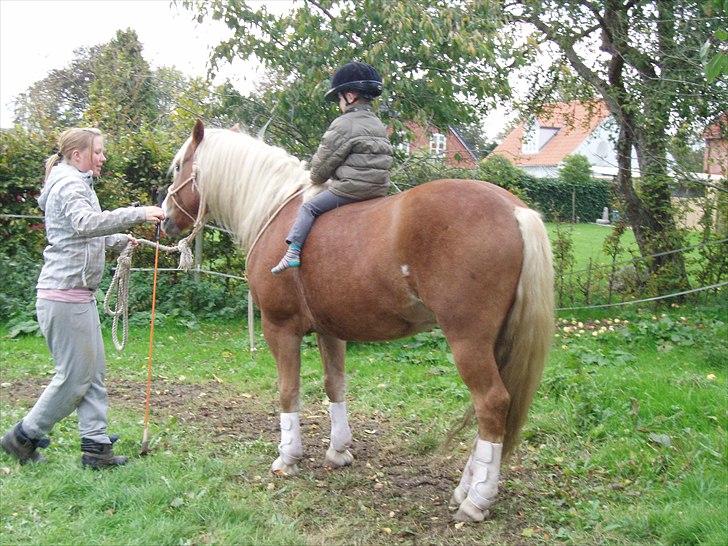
[[143, 206, 165, 223]]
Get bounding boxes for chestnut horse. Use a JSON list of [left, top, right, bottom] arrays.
[[161, 120, 554, 522]]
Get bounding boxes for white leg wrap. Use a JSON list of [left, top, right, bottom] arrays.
[[325, 401, 354, 468], [329, 401, 352, 452], [450, 452, 474, 507], [454, 439, 502, 522], [277, 412, 303, 465]]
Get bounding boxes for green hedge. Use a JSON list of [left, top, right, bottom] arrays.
[[522, 176, 612, 223]]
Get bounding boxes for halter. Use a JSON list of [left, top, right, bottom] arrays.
[[166, 161, 209, 270], [167, 163, 201, 223]]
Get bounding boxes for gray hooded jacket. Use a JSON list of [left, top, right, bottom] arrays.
[[36, 162, 147, 291]]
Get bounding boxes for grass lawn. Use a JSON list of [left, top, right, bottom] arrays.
[[546, 222, 638, 271], [1, 297, 726, 545]]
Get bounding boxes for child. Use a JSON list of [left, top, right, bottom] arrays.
[[272, 61, 393, 274]]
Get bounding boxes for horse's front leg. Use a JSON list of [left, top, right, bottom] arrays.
[[317, 333, 354, 468], [263, 320, 304, 476]]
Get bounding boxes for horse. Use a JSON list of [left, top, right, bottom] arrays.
[[160, 120, 554, 522]]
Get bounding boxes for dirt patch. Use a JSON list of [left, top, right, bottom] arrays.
[[3, 377, 539, 544]]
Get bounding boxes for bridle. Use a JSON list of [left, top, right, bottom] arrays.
[[166, 162, 200, 223]]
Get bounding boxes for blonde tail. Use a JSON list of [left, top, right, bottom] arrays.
[[497, 207, 554, 458]]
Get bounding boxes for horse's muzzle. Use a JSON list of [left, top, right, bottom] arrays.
[[161, 218, 179, 237]]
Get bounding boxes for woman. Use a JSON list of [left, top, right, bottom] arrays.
[[0, 127, 165, 469]]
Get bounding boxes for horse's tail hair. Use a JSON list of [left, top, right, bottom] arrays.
[[496, 206, 554, 459]]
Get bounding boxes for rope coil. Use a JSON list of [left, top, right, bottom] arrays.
[[103, 235, 196, 351]]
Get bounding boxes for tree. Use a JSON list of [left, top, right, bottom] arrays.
[[85, 29, 158, 131], [477, 153, 528, 193], [13, 46, 100, 132], [181, 0, 514, 155], [701, 0, 728, 83], [505, 0, 728, 292], [559, 154, 593, 187]]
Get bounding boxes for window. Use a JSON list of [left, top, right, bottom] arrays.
[[430, 132, 446, 158], [522, 120, 539, 154]]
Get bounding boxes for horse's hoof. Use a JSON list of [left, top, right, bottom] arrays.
[[271, 456, 300, 477], [453, 498, 489, 522], [325, 447, 354, 468], [449, 485, 468, 509]]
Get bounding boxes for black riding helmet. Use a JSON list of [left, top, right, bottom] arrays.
[[324, 61, 383, 102]]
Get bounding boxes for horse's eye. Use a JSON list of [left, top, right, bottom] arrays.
[[174, 163, 180, 173]]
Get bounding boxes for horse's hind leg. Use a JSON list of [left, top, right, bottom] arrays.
[[443, 331, 510, 522], [317, 334, 354, 468], [262, 318, 304, 477]]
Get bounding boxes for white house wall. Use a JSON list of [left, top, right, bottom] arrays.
[[574, 117, 639, 174], [522, 165, 560, 178]]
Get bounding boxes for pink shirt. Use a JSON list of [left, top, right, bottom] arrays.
[[37, 288, 95, 303]]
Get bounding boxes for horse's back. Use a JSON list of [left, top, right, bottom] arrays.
[[250, 179, 528, 341]]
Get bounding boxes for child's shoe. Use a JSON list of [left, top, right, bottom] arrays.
[[271, 243, 301, 274]]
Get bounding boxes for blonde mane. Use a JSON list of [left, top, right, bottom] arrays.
[[174, 129, 316, 251]]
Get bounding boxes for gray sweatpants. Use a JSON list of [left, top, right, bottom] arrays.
[[286, 189, 359, 246], [22, 299, 111, 444]]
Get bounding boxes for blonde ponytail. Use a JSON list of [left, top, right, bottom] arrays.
[[44, 152, 63, 180], [44, 127, 103, 181]]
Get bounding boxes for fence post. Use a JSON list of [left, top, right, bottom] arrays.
[[248, 290, 256, 351], [194, 230, 203, 281]]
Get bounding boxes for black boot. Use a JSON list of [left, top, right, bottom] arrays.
[[0, 422, 50, 464], [81, 435, 128, 469]]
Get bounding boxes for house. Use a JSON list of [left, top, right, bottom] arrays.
[[490, 100, 622, 178], [703, 113, 727, 176], [394, 122, 478, 169]]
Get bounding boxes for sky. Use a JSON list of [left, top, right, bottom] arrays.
[[0, 0, 508, 138], [0, 0, 264, 128]]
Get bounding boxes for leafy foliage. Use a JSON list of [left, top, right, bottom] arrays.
[[504, 1, 727, 293], [522, 177, 612, 223], [2, 29, 253, 325], [476, 153, 529, 194], [181, 0, 514, 155], [559, 154, 593, 188]]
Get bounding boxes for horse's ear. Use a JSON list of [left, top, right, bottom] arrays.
[[230, 123, 241, 132], [192, 119, 205, 145]]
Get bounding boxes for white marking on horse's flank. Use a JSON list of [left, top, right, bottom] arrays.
[[401, 264, 410, 276]]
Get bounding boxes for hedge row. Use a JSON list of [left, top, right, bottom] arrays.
[[521, 176, 613, 223]]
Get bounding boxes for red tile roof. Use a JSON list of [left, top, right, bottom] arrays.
[[491, 100, 611, 167]]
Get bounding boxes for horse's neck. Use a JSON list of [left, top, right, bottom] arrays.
[[206, 170, 311, 252]]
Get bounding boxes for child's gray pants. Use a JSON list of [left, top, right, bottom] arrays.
[[22, 299, 111, 444], [286, 189, 359, 246]]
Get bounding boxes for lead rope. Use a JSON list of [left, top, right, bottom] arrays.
[[140, 223, 162, 455], [103, 237, 180, 351], [104, 191, 207, 352]]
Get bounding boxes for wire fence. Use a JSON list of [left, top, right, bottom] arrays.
[[3, 214, 726, 312], [554, 235, 727, 310], [1, 213, 245, 281]]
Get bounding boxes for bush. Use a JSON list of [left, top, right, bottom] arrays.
[[477, 154, 531, 194], [0, 249, 41, 322]]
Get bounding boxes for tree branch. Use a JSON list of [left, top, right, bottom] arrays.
[[305, 0, 363, 48]]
